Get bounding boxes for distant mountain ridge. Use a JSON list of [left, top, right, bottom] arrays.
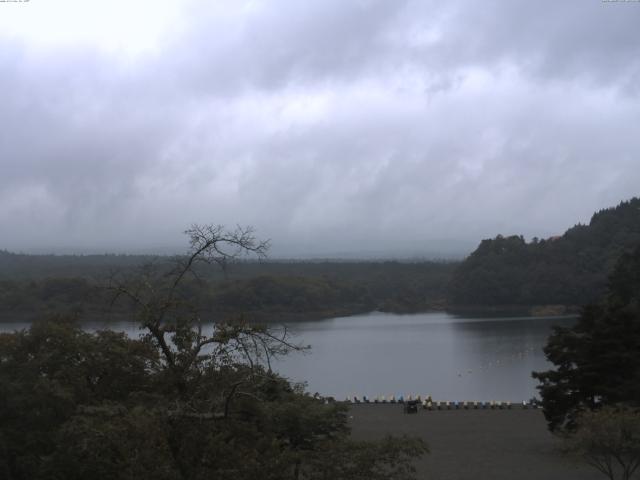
[[449, 197, 640, 308]]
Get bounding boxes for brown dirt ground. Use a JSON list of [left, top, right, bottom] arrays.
[[349, 405, 603, 480]]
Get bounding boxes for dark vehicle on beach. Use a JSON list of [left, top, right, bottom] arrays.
[[404, 400, 419, 414]]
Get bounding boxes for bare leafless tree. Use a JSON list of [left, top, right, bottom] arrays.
[[108, 224, 304, 399], [178, 224, 269, 281]]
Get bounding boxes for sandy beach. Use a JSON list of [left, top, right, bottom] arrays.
[[349, 405, 602, 480]]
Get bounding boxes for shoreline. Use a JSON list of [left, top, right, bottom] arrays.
[[0, 304, 579, 325]]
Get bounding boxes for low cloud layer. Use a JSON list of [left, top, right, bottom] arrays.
[[1, 0, 639, 257]]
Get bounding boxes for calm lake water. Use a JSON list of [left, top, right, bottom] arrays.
[[0, 311, 575, 402], [275, 312, 575, 402]]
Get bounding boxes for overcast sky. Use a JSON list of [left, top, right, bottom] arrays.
[[1, 0, 639, 257]]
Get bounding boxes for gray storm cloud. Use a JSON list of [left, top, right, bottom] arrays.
[[0, 0, 639, 256]]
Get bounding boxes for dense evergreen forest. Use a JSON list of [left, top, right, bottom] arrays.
[[449, 198, 640, 309], [0, 253, 455, 322], [2, 197, 640, 321]]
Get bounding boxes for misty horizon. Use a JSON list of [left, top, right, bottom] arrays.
[[4, 236, 475, 260]]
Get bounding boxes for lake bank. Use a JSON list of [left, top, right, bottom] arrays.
[[213, 303, 581, 323], [446, 304, 581, 318], [0, 304, 579, 325], [349, 405, 600, 480], [241, 304, 581, 323]]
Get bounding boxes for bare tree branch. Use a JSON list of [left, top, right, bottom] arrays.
[[105, 224, 303, 403]]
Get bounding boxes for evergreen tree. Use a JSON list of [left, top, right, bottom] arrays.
[[533, 245, 640, 432]]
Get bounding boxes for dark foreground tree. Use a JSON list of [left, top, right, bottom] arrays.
[[0, 225, 427, 480], [533, 245, 640, 432]]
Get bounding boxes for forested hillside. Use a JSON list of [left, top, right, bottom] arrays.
[[0, 255, 455, 322], [3, 197, 638, 319], [449, 198, 640, 308]]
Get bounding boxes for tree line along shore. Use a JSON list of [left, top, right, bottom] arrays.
[[1, 197, 638, 323]]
